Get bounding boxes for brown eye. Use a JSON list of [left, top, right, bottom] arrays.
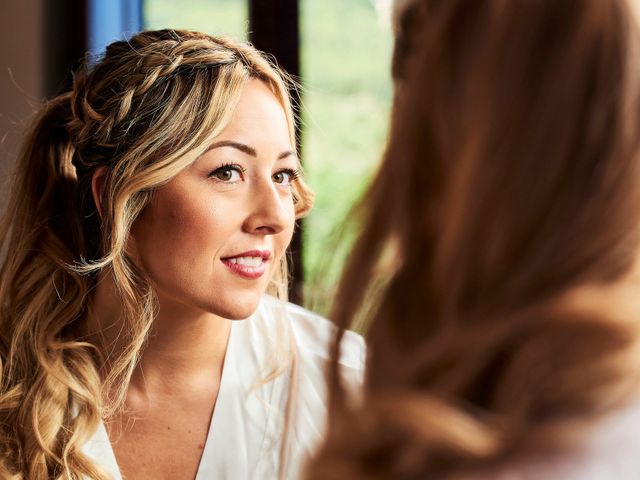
[[273, 172, 287, 184], [210, 165, 244, 182], [273, 169, 298, 185]]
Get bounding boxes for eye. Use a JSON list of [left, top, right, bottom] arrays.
[[209, 164, 245, 182], [273, 168, 300, 186]]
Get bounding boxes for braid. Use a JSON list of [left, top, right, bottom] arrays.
[[0, 29, 314, 478]]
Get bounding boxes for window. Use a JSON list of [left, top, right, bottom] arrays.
[[301, 0, 393, 314], [144, 0, 247, 40], [140, 0, 393, 313]]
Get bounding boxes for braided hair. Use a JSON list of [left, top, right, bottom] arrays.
[[0, 29, 313, 479]]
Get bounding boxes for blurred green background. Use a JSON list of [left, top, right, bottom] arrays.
[[145, 0, 393, 315]]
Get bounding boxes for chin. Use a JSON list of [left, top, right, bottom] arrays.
[[207, 294, 262, 320]]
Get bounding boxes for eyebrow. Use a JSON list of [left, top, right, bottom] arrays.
[[207, 140, 296, 160]]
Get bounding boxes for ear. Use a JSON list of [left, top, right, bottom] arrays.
[[91, 167, 107, 218]]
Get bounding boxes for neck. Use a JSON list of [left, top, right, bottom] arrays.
[[84, 271, 232, 402]]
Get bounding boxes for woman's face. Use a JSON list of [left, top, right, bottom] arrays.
[[132, 79, 297, 320]]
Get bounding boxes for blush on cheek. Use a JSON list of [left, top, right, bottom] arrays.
[[151, 190, 217, 249]]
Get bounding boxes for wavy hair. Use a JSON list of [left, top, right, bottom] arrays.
[[308, 0, 640, 478], [0, 29, 312, 479]]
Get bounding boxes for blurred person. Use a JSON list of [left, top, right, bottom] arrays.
[[0, 29, 363, 479], [307, 0, 640, 478]]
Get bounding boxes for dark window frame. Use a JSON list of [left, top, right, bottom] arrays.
[[249, 0, 304, 305]]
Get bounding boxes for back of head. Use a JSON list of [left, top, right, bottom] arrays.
[[0, 29, 312, 478], [310, 0, 640, 478]]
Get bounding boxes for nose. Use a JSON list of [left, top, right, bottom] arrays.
[[242, 177, 291, 235]]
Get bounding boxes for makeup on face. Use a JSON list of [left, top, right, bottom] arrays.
[[220, 249, 271, 279], [131, 79, 298, 320]]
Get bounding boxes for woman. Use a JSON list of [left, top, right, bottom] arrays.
[[308, 0, 640, 478], [0, 30, 363, 479]]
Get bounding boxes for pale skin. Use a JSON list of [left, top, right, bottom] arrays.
[[84, 79, 298, 479]]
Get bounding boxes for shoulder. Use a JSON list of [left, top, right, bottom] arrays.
[[254, 296, 365, 475], [467, 398, 640, 480], [259, 295, 365, 374], [549, 399, 640, 479]]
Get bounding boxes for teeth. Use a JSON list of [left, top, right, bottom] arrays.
[[229, 256, 263, 267]]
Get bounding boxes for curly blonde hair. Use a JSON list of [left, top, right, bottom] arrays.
[[0, 29, 313, 479]]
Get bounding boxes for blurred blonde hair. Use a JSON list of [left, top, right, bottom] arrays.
[[309, 0, 640, 478], [0, 29, 312, 479]]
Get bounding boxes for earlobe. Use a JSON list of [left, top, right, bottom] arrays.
[[91, 167, 108, 217]]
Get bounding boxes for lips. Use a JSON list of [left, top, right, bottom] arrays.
[[221, 249, 271, 279]]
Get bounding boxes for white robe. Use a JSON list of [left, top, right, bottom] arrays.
[[81, 295, 365, 479]]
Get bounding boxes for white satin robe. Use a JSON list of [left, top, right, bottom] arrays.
[[81, 295, 365, 479]]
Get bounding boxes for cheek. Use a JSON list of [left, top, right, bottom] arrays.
[[133, 192, 231, 265]]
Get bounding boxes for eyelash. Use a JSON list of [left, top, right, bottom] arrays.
[[276, 168, 302, 184], [208, 164, 302, 185], [208, 163, 246, 182]]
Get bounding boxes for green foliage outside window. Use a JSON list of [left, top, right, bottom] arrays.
[[144, 0, 393, 316], [301, 0, 392, 315]]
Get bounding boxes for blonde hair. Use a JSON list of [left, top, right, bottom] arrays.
[[309, 0, 640, 478], [0, 29, 312, 479]]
